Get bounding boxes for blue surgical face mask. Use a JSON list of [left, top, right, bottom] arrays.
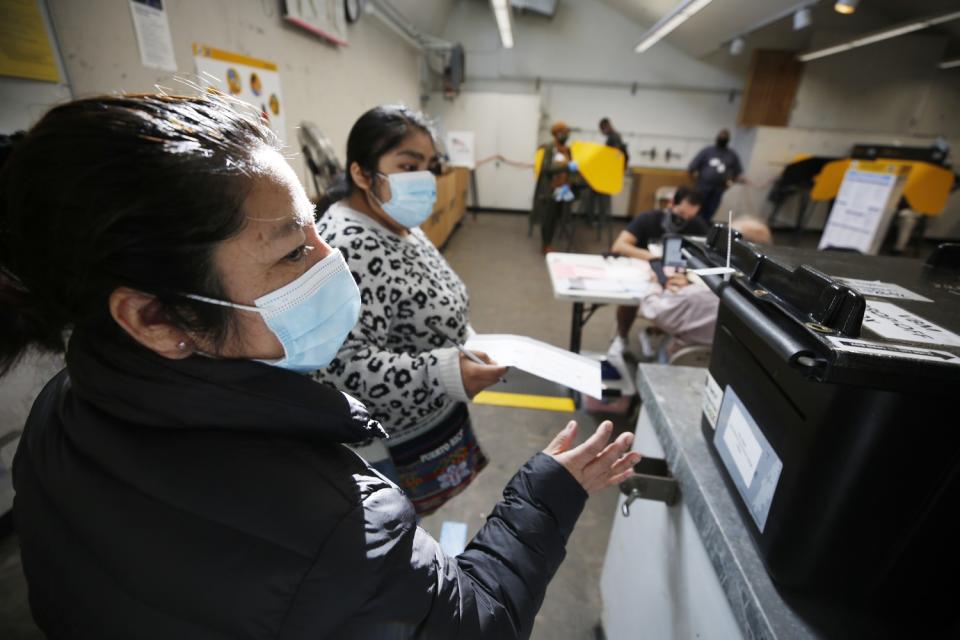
[[372, 170, 437, 229], [187, 249, 360, 373]]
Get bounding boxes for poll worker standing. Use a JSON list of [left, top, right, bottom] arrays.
[[2, 94, 640, 639], [607, 185, 707, 358], [532, 121, 577, 254], [315, 105, 505, 516], [688, 128, 742, 223]]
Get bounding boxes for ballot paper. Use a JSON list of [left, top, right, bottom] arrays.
[[465, 334, 602, 399]]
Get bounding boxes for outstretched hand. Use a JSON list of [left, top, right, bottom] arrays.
[[544, 420, 641, 493]]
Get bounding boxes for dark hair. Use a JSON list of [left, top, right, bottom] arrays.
[[324, 105, 436, 208], [0, 94, 277, 375], [674, 185, 702, 207], [599, 118, 611, 128]]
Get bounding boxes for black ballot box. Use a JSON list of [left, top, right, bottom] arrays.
[[683, 228, 960, 632]]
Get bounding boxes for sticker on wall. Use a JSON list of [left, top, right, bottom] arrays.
[[225, 67, 241, 95], [193, 44, 286, 143]]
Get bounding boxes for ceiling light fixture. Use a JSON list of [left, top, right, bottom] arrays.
[[635, 0, 714, 53], [730, 37, 745, 55], [798, 9, 960, 62], [793, 7, 812, 30], [834, 0, 859, 15], [939, 57, 960, 69], [490, 0, 514, 49]]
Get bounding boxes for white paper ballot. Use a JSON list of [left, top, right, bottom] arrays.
[[465, 334, 602, 399]]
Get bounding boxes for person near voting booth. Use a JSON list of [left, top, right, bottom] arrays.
[[1, 95, 640, 639], [531, 121, 578, 254], [313, 106, 507, 516], [688, 128, 743, 223], [607, 185, 708, 357]]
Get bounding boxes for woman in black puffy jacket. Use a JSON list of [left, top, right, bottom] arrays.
[[0, 94, 640, 639]]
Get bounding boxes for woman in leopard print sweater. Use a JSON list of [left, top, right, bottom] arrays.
[[314, 106, 506, 515]]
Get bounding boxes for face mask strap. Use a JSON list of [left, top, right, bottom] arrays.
[[185, 292, 261, 313]]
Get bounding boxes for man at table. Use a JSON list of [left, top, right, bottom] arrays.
[[608, 185, 707, 357]]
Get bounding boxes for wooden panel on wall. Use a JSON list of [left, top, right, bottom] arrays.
[[738, 49, 804, 128]]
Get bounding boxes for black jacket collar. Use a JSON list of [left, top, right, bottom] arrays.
[[64, 331, 385, 443]]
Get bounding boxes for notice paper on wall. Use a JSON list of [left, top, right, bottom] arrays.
[[818, 168, 897, 254], [445, 131, 476, 169], [862, 301, 960, 347], [465, 334, 602, 399], [0, 0, 61, 82], [836, 277, 932, 303], [129, 0, 177, 72], [193, 44, 286, 144]]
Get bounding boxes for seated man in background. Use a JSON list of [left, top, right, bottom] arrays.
[[610, 215, 773, 362], [608, 185, 707, 357]]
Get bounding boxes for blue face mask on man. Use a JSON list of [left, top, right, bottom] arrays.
[[188, 249, 361, 373], [372, 171, 437, 228]]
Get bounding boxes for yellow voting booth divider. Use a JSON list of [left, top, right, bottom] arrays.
[[534, 141, 626, 195], [811, 159, 954, 215]]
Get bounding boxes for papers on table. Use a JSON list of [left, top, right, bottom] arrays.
[[548, 253, 655, 299], [466, 334, 603, 399]]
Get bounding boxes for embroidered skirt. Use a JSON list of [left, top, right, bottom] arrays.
[[387, 402, 487, 516]]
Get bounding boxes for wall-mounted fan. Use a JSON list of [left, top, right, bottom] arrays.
[[298, 121, 344, 203]]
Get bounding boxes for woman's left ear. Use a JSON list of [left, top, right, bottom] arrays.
[[108, 287, 194, 359]]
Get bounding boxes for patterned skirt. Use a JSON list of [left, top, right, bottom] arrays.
[[387, 402, 487, 516]]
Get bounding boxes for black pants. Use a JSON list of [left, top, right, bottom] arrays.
[[540, 200, 563, 247], [698, 185, 725, 223]]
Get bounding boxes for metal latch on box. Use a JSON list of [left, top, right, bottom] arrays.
[[619, 457, 679, 516]]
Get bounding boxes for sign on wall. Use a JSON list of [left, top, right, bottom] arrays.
[[193, 44, 286, 144], [445, 131, 476, 169]]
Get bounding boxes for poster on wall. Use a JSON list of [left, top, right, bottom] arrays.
[[129, 0, 178, 72], [193, 44, 286, 144], [0, 0, 61, 82], [445, 131, 475, 169], [281, 0, 348, 46]]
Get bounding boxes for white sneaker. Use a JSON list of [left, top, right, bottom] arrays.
[[607, 335, 627, 358]]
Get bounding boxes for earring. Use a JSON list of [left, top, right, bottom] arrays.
[[177, 341, 187, 351]]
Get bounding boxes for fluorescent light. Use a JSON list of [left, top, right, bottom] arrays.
[[730, 37, 745, 55], [834, 0, 859, 15], [635, 0, 714, 53], [798, 9, 960, 62], [490, 0, 514, 49], [940, 58, 960, 69]]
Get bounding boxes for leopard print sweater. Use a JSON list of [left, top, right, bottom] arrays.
[[313, 202, 470, 439]]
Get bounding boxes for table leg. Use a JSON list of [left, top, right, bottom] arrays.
[[570, 301, 584, 353]]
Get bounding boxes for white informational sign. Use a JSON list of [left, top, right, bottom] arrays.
[[193, 44, 286, 144], [862, 301, 960, 347], [818, 167, 898, 254], [445, 131, 476, 169], [702, 371, 723, 430], [722, 403, 763, 488], [829, 337, 960, 366], [837, 277, 933, 303], [129, 0, 177, 72], [465, 334, 602, 398]]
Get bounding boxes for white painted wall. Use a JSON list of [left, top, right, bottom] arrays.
[[32, 0, 425, 194], [430, 91, 541, 210]]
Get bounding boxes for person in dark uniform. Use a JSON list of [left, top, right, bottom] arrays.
[[607, 185, 707, 357], [688, 128, 742, 223]]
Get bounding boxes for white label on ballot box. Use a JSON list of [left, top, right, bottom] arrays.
[[723, 404, 763, 488], [714, 387, 783, 532], [863, 301, 960, 347], [836, 278, 933, 303], [702, 372, 722, 430], [829, 337, 960, 366]]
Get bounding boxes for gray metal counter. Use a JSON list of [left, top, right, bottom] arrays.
[[601, 364, 819, 640]]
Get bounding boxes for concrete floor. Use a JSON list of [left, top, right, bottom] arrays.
[[0, 212, 635, 639]]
